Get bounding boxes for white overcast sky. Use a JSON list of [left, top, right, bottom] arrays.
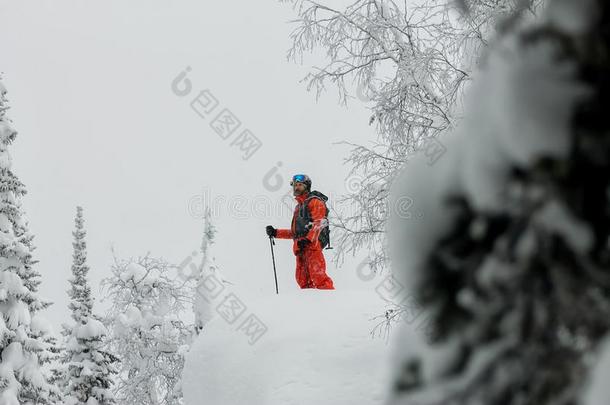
[[0, 1, 379, 328]]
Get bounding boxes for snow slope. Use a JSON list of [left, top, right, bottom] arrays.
[[183, 289, 396, 405], [583, 336, 610, 405]]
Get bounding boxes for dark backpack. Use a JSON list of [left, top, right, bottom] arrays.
[[293, 190, 332, 249]]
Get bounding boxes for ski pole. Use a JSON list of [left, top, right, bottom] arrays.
[[269, 236, 279, 294]]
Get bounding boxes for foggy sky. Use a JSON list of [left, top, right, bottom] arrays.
[[0, 0, 378, 329]]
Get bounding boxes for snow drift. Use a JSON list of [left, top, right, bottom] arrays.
[[183, 289, 395, 405], [583, 336, 610, 405]]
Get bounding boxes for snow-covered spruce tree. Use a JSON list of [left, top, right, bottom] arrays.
[[0, 77, 59, 404], [192, 208, 226, 334], [61, 206, 118, 405], [102, 254, 193, 405], [386, 0, 610, 404], [286, 0, 544, 275]]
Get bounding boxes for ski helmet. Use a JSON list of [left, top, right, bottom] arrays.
[[291, 174, 312, 191]]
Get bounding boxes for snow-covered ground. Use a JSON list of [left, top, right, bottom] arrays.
[[183, 289, 397, 405], [582, 336, 610, 405]]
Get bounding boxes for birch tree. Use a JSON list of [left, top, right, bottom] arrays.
[[286, 0, 543, 273]]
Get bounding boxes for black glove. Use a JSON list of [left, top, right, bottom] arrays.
[[266, 225, 277, 237], [297, 239, 310, 251]]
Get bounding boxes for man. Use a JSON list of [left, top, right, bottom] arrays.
[[266, 174, 335, 289]]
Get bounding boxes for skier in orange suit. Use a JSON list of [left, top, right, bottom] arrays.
[[266, 174, 334, 289]]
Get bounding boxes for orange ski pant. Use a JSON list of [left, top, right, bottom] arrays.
[[296, 247, 334, 289]]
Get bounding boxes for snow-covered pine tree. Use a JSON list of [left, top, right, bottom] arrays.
[[0, 77, 59, 404], [102, 254, 193, 405], [387, 0, 610, 404], [62, 206, 118, 405], [193, 208, 225, 334]]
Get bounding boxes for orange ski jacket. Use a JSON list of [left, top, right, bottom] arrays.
[[275, 192, 326, 255]]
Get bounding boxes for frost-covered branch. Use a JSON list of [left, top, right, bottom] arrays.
[[101, 254, 195, 405], [286, 0, 542, 273]]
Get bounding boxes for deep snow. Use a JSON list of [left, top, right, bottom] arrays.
[[582, 336, 610, 405], [183, 288, 398, 405]]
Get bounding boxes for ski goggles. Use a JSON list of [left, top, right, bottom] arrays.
[[290, 174, 309, 186]]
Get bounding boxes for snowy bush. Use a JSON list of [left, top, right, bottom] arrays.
[[101, 255, 194, 405]]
